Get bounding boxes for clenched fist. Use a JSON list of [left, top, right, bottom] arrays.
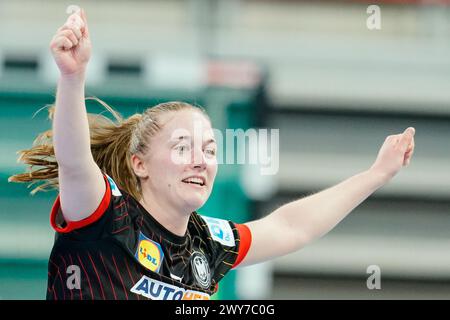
[[49, 8, 91, 77], [370, 127, 416, 181]]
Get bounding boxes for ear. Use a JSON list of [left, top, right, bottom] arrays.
[[131, 154, 149, 179]]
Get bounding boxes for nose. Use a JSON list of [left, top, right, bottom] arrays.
[[191, 146, 207, 170]]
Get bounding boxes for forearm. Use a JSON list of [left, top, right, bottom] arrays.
[[274, 169, 389, 245], [241, 129, 415, 267], [53, 73, 93, 169]]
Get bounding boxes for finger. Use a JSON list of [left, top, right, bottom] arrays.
[[60, 24, 82, 39], [67, 12, 84, 29], [53, 36, 74, 51], [398, 127, 415, 152], [403, 138, 415, 166], [404, 150, 414, 166], [80, 9, 88, 26], [67, 11, 84, 26], [393, 134, 402, 144], [406, 136, 415, 153], [58, 29, 79, 46], [385, 134, 397, 143], [403, 151, 412, 166], [387, 133, 402, 140], [79, 8, 89, 37], [404, 140, 414, 155]]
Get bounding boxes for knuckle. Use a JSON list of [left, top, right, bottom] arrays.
[[59, 29, 70, 36], [72, 29, 81, 38], [65, 31, 77, 42], [67, 26, 80, 37], [50, 37, 61, 47]]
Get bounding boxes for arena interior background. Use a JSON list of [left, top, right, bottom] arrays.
[[0, 0, 450, 299]]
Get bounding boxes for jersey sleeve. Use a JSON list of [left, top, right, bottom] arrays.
[[197, 215, 252, 283], [232, 223, 252, 268], [50, 173, 128, 241]]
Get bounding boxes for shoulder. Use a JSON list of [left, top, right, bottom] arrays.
[[190, 213, 252, 269], [51, 173, 140, 239], [190, 213, 238, 248]]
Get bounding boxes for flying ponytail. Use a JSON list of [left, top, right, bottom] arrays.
[[9, 97, 208, 200]]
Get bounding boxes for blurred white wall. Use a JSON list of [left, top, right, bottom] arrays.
[[1, 0, 450, 111]]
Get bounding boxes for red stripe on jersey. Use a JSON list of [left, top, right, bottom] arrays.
[[57, 269, 65, 300], [50, 174, 112, 233], [111, 225, 130, 234], [52, 285, 57, 300], [59, 254, 73, 300], [77, 253, 94, 300], [114, 212, 128, 221], [49, 259, 65, 300], [232, 223, 252, 268], [100, 252, 117, 300], [114, 201, 126, 209], [112, 254, 128, 300], [87, 251, 106, 300], [123, 257, 140, 300]]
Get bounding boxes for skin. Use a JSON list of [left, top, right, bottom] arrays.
[[50, 8, 416, 268], [131, 110, 218, 237]]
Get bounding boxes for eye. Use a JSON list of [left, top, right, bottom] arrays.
[[205, 148, 216, 156], [176, 145, 190, 154]]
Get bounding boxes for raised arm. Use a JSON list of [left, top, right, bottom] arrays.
[[238, 127, 416, 267], [50, 8, 105, 223]]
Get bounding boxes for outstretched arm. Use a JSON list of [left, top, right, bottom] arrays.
[[238, 127, 415, 267], [50, 8, 105, 223]]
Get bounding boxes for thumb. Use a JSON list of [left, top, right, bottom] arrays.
[[79, 8, 90, 38], [398, 127, 415, 152]]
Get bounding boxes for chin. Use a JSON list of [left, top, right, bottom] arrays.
[[183, 196, 208, 212], [189, 199, 207, 211], [177, 184, 211, 211]]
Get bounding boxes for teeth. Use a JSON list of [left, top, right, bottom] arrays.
[[183, 177, 204, 185]]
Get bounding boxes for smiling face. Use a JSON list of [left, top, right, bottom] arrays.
[[132, 109, 218, 214]]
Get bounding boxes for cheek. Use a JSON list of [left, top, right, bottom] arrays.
[[165, 174, 179, 194], [150, 156, 180, 186], [208, 164, 218, 181]]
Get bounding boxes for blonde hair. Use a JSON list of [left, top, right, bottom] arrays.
[[8, 97, 209, 200]]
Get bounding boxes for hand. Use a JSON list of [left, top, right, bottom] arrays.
[[369, 127, 416, 181], [49, 8, 91, 77]]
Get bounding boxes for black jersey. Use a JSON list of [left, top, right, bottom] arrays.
[[46, 174, 252, 300]]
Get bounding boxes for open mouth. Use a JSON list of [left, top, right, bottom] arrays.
[[181, 176, 206, 187]]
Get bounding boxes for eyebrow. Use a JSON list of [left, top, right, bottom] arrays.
[[170, 135, 216, 145]]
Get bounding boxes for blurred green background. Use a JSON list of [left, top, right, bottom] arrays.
[[0, 74, 263, 299]]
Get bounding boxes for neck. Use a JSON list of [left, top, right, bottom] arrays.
[[138, 186, 190, 237]]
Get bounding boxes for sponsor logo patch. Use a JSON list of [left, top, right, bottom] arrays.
[[201, 215, 235, 247], [131, 276, 210, 300], [135, 232, 164, 273]]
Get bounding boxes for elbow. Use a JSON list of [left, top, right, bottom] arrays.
[[278, 216, 315, 252], [291, 228, 314, 251], [56, 154, 96, 173]]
